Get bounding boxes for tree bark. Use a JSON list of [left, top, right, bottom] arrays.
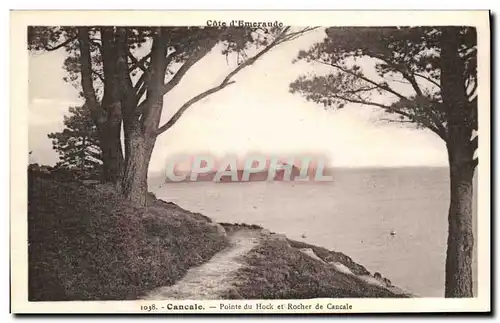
[[121, 28, 168, 205], [98, 124, 124, 184], [121, 130, 155, 205], [445, 143, 475, 297], [441, 27, 477, 298], [100, 27, 125, 184], [78, 26, 125, 184], [114, 27, 137, 167]]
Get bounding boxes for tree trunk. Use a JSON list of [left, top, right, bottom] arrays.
[[98, 121, 124, 184], [440, 26, 477, 298], [445, 143, 475, 297], [121, 28, 168, 206], [100, 27, 125, 185], [443, 149, 476, 299], [77, 26, 125, 184], [121, 130, 155, 205], [113, 27, 138, 171]]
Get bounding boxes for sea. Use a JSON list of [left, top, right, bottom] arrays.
[[149, 167, 478, 297]]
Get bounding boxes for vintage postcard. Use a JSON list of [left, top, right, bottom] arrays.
[[11, 10, 491, 314]]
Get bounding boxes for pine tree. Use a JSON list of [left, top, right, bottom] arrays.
[[48, 105, 102, 178], [290, 27, 478, 297]]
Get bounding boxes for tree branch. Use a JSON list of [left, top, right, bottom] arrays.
[[402, 72, 424, 97], [467, 78, 478, 101], [326, 93, 446, 140], [77, 27, 101, 123], [316, 59, 409, 101], [129, 50, 152, 105], [157, 27, 313, 136], [133, 50, 178, 114], [276, 27, 317, 44], [157, 80, 236, 135], [44, 35, 77, 51], [156, 41, 275, 135], [128, 51, 147, 73], [89, 39, 102, 51], [366, 54, 446, 139], [379, 118, 415, 124], [91, 69, 104, 82], [324, 95, 389, 111], [134, 73, 146, 92], [140, 28, 171, 134], [134, 77, 148, 105], [345, 86, 380, 95], [414, 72, 441, 89], [160, 27, 305, 97], [399, 70, 446, 140], [400, 72, 448, 138], [161, 46, 215, 95], [128, 53, 151, 73]]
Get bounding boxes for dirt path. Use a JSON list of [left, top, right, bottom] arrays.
[[142, 229, 261, 300]]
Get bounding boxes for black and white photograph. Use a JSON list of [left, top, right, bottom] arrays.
[[11, 10, 491, 314]]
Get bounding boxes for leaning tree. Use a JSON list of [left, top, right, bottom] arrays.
[[290, 26, 477, 297], [28, 26, 315, 205]]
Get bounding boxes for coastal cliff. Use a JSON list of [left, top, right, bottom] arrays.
[[28, 170, 411, 301]]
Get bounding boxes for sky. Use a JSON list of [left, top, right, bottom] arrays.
[[28, 28, 448, 172]]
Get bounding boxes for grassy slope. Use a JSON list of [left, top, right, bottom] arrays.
[[225, 238, 405, 299], [28, 176, 227, 301], [218, 224, 406, 299]]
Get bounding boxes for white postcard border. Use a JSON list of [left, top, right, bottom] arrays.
[[10, 10, 491, 314]]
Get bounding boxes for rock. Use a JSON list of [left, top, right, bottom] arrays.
[[372, 272, 394, 287], [272, 233, 288, 242], [330, 262, 354, 275], [261, 229, 271, 236], [299, 248, 326, 264], [210, 223, 226, 236], [359, 275, 385, 287]]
